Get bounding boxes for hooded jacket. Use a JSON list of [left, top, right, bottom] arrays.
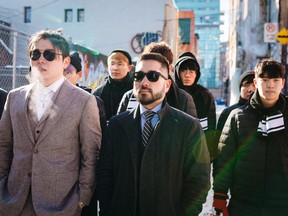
[[174, 54, 216, 161]]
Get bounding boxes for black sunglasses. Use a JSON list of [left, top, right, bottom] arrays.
[[29, 49, 62, 61], [133, 71, 168, 82]]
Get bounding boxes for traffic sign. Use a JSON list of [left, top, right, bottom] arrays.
[[276, 28, 288, 45], [264, 23, 278, 43]]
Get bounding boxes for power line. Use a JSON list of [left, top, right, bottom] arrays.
[[6, 0, 61, 19]]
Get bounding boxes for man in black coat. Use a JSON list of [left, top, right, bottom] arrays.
[[0, 88, 7, 119], [97, 53, 210, 216], [94, 49, 133, 120], [216, 71, 255, 134]]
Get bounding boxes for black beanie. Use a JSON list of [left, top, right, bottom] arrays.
[[70, 52, 82, 72], [108, 49, 132, 65], [238, 71, 255, 89]]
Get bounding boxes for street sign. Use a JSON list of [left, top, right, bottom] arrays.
[[276, 28, 288, 45], [264, 23, 278, 43]]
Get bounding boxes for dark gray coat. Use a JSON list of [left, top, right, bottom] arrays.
[[97, 103, 210, 216]]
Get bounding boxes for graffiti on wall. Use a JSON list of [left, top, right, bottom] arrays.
[[130, 31, 163, 54], [71, 43, 108, 92]]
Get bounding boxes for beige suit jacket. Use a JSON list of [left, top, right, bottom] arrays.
[[0, 80, 101, 216]]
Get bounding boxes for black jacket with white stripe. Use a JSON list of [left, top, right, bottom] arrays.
[[213, 90, 288, 215]]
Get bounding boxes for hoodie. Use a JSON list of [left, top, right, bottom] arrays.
[[174, 52, 216, 161]]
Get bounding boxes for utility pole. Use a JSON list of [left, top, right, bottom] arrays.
[[279, 0, 288, 95], [267, 0, 271, 57]]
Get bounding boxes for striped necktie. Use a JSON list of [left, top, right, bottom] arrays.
[[142, 111, 155, 147]]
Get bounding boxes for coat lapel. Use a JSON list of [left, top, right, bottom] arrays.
[[119, 107, 142, 175], [18, 84, 35, 144]]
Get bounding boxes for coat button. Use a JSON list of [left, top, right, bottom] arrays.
[[36, 130, 40, 134], [33, 149, 38, 154], [28, 172, 32, 177]]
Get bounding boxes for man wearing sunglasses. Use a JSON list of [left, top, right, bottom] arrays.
[[0, 29, 101, 216], [97, 53, 210, 216]]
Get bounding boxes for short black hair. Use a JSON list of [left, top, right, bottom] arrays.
[[138, 53, 169, 76], [179, 59, 199, 72], [255, 59, 285, 79]]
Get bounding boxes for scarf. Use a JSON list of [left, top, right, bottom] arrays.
[[250, 90, 286, 137]]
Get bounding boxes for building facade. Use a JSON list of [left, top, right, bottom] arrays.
[[0, 0, 178, 61], [226, 0, 282, 104], [175, 0, 221, 89], [0, 0, 179, 91]]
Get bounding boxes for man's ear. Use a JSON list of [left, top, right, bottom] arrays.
[[165, 79, 172, 93], [77, 71, 82, 79], [63, 56, 71, 69], [253, 78, 257, 88], [128, 65, 133, 71]]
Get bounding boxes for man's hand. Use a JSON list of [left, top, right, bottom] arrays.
[[79, 201, 85, 209], [213, 192, 229, 216]]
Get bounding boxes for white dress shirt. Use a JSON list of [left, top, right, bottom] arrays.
[[31, 77, 65, 121]]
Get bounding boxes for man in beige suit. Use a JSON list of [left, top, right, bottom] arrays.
[[0, 29, 101, 216]]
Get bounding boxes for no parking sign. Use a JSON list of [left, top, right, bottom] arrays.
[[264, 23, 278, 43]]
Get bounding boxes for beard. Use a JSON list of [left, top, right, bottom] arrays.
[[134, 86, 165, 105]]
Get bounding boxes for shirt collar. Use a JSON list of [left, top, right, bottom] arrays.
[[140, 103, 162, 115], [37, 76, 65, 93]]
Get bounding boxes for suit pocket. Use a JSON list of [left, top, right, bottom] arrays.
[[53, 171, 79, 206]]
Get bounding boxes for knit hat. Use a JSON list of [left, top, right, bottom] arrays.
[[238, 71, 255, 89], [70, 52, 82, 72], [108, 49, 132, 65]]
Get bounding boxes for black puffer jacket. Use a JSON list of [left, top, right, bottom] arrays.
[[216, 97, 248, 132], [213, 97, 248, 161], [213, 91, 288, 215]]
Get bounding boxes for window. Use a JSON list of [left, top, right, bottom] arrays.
[[77, 9, 84, 22], [24, 7, 31, 23], [179, 18, 191, 44], [65, 9, 73, 22]]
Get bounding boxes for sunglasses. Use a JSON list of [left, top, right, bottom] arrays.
[[133, 71, 168, 82], [29, 49, 62, 61]]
